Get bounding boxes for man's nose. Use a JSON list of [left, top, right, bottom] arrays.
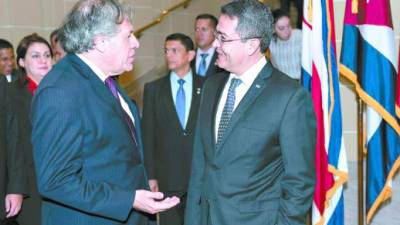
[[212, 39, 219, 48]]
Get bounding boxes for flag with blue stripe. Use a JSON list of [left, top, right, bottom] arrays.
[[339, 0, 400, 223], [301, 0, 348, 224]]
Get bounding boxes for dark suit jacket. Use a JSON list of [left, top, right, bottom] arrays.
[[7, 78, 41, 225], [0, 76, 28, 220], [191, 50, 226, 78], [0, 70, 23, 83], [142, 73, 203, 193], [185, 62, 316, 225], [31, 54, 149, 225]]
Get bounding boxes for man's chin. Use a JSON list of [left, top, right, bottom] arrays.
[[215, 58, 226, 69]]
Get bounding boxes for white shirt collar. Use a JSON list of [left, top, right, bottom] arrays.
[[170, 69, 193, 84], [229, 56, 267, 87], [76, 54, 109, 82], [197, 47, 215, 58]]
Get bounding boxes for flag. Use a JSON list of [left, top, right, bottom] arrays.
[[339, 0, 400, 223], [396, 49, 400, 118], [301, 0, 348, 224]]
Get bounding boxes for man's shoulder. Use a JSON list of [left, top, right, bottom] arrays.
[[36, 55, 87, 98], [202, 71, 228, 91], [144, 74, 169, 90], [268, 67, 304, 92]]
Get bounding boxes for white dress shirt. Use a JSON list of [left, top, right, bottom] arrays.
[[214, 57, 267, 140], [5, 74, 12, 82], [195, 47, 216, 73], [76, 54, 135, 124]]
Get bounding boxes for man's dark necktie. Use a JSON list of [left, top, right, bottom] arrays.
[[104, 77, 138, 146], [216, 78, 242, 147], [176, 79, 186, 128], [197, 53, 209, 76]]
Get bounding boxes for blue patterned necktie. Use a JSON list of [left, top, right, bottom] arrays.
[[197, 53, 209, 76], [176, 79, 186, 128], [216, 78, 242, 147], [104, 77, 138, 145]]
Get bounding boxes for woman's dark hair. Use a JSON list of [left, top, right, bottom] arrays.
[[16, 33, 53, 68], [15, 33, 53, 87], [272, 9, 290, 24], [271, 9, 291, 42]]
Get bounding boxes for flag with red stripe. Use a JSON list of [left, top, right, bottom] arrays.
[[301, 0, 348, 224], [396, 49, 400, 118], [339, 0, 400, 223]]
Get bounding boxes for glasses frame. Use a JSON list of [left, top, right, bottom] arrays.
[[214, 31, 261, 43]]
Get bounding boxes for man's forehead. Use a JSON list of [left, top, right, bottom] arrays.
[[165, 40, 185, 48], [217, 15, 238, 32], [0, 48, 14, 57], [196, 18, 212, 26]]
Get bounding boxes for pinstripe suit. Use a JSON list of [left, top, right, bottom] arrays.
[[31, 54, 150, 225]]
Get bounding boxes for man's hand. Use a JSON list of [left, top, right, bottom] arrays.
[[148, 179, 159, 192], [5, 194, 23, 218], [133, 190, 179, 214]]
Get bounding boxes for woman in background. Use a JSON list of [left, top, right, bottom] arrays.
[[269, 9, 302, 81], [8, 33, 53, 225]]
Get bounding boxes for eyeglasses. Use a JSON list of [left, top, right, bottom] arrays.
[[214, 31, 261, 43]]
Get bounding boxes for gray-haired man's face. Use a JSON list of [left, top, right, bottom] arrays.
[[101, 18, 140, 75]]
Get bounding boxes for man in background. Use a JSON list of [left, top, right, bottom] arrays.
[[0, 74, 27, 224], [192, 14, 225, 77], [0, 39, 18, 82], [143, 33, 203, 225]]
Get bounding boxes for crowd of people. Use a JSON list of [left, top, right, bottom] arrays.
[[1, 1, 312, 225]]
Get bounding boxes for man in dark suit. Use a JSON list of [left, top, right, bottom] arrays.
[[31, 1, 179, 225], [0, 39, 18, 83], [0, 75, 27, 223], [191, 14, 226, 78], [185, 1, 316, 225], [142, 33, 203, 225]]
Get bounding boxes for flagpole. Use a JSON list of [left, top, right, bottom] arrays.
[[357, 96, 364, 225]]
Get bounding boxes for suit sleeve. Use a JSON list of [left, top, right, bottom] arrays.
[[142, 83, 157, 180], [277, 88, 316, 225], [5, 86, 28, 195], [184, 87, 206, 225], [31, 86, 134, 221]]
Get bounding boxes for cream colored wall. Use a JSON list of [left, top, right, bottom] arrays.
[[0, 0, 399, 162]]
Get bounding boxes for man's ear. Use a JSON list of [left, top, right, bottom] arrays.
[[188, 50, 196, 62], [93, 35, 108, 53], [18, 58, 25, 68], [247, 38, 261, 56]]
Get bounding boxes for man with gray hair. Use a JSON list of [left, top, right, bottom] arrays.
[[185, 0, 316, 225], [31, 1, 179, 225]]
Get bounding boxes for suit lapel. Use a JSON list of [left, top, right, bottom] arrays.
[[205, 52, 218, 77], [216, 63, 273, 154], [185, 75, 202, 132], [69, 55, 123, 118], [207, 74, 229, 151], [69, 55, 139, 153], [118, 88, 145, 158]]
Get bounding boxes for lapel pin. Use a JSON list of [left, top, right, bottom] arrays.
[[255, 84, 261, 88]]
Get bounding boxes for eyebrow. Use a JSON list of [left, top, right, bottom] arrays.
[[215, 30, 229, 37], [29, 50, 50, 54]]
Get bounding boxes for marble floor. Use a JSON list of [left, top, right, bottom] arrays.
[[344, 162, 400, 225]]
